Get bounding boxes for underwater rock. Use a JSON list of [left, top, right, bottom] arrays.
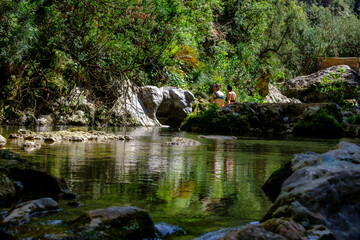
[[2, 198, 58, 224], [59, 192, 78, 200], [165, 137, 201, 146], [155, 222, 186, 238], [198, 135, 237, 140], [71, 206, 156, 240]]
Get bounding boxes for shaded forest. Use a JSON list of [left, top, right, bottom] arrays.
[[0, 0, 359, 122]]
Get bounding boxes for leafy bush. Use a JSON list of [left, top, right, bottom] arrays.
[[293, 109, 343, 136], [346, 115, 360, 125]]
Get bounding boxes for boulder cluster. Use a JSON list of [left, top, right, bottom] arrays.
[[221, 141, 360, 240]]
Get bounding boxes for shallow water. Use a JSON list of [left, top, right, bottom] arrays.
[[1, 126, 358, 239]]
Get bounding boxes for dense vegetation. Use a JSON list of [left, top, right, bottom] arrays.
[[0, 0, 359, 122]]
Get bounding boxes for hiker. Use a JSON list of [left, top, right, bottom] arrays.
[[211, 83, 224, 108], [225, 85, 236, 105]]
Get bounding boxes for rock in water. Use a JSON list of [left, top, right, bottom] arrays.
[[71, 206, 156, 239], [3, 198, 58, 224]]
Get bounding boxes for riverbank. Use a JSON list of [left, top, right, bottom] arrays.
[[181, 102, 360, 138]]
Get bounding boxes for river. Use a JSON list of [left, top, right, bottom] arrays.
[[0, 126, 357, 239]]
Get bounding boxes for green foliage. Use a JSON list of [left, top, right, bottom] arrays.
[[316, 68, 347, 106], [293, 109, 343, 137], [0, 0, 360, 121], [346, 114, 360, 124], [181, 103, 247, 132]]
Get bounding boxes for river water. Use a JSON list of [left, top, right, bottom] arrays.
[[1, 126, 357, 239]]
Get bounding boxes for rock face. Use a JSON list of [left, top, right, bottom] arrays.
[[181, 102, 343, 137], [4, 85, 195, 127], [0, 135, 6, 147], [155, 87, 195, 127], [71, 206, 156, 239], [3, 198, 58, 224], [105, 84, 195, 127], [265, 84, 301, 104], [282, 65, 360, 103], [259, 141, 360, 240]]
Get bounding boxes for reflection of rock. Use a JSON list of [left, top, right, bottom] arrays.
[[203, 197, 234, 216], [0, 135, 6, 147], [71, 206, 156, 240], [0, 172, 16, 206], [165, 137, 201, 146], [23, 140, 41, 151], [3, 198, 58, 224]]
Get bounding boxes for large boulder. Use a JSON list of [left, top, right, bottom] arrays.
[[111, 82, 162, 127], [265, 84, 301, 104], [156, 87, 195, 127], [261, 141, 360, 240], [181, 102, 343, 137], [140, 86, 163, 120], [282, 65, 360, 103], [71, 206, 156, 240]]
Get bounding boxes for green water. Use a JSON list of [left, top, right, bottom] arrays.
[[1, 126, 357, 239]]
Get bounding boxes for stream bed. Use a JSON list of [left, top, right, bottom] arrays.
[[1, 126, 358, 239]]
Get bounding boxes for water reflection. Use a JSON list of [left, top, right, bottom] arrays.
[[1, 126, 356, 239]]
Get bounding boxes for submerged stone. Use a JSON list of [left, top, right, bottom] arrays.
[[71, 206, 156, 239], [165, 137, 201, 146]]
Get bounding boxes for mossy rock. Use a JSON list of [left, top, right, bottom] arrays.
[[70, 206, 156, 240], [293, 109, 343, 137]]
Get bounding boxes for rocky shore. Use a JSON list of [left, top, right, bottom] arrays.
[[221, 141, 360, 240]]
